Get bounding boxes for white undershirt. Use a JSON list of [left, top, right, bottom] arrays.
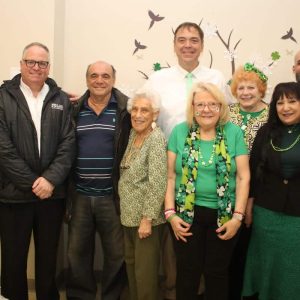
[[20, 79, 49, 155]]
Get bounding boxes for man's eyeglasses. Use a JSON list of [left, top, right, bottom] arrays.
[[194, 102, 220, 112], [23, 60, 49, 69]]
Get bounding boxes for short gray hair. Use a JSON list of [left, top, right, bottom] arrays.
[[127, 88, 161, 113], [22, 42, 50, 60]]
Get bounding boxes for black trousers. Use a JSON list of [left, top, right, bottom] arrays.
[[174, 206, 238, 300], [0, 199, 64, 300], [229, 224, 252, 300]]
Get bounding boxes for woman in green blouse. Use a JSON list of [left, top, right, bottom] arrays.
[[165, 82, 250, 300], [228, 63, 269, 300], [118, 88, 167, 300]]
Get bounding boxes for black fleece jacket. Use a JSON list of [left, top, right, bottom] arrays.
[[0, 74, 76, 203]]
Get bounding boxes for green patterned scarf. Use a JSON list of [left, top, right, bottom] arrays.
[[175, 122, 232, 227]]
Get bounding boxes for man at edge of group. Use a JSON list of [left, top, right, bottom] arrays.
[[66, 60, 131, 300], [0, 42, 75, 300]]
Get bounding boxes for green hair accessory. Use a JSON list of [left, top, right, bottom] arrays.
[[244, 63, 268, 83]]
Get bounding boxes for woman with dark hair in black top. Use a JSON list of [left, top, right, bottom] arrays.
[[243, 82, 300, 300]]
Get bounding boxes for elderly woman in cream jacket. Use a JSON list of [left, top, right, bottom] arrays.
[[118, 88, 167, 300]]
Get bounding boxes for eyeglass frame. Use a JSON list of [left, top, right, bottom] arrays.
[[23, 59, 49, 69], [193, 102, 221, 112]]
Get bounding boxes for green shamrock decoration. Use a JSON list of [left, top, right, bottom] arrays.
[[153, 63, 161, 71], [271, 51, 280, 61]]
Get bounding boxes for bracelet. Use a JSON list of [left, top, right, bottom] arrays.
[[164, 208, 176, 213], [164, 209, 176, 219], [167, 213, 177, 223], [233, 210, 245, 217], [165, 211, 175, 220], [165, 212, 174, 219]]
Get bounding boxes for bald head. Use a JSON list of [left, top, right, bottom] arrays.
[[86, 61, 116, 79], [293, 50, 300, 83]]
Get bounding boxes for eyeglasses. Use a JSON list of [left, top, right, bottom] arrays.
[[23, 60, 49, 69], [194, 102, 220, 112]]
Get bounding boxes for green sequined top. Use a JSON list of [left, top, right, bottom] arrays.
[[229, 103, 269, 152]]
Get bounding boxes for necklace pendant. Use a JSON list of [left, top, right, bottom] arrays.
[[288, 129, 292, 134], [201, 161, 206, 166]]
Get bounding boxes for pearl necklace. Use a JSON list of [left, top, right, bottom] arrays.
[[198, 142, 216, 167], [270, 133, 300, 152]]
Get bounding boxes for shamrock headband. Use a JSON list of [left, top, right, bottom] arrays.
[[244, 63, 268, 83]]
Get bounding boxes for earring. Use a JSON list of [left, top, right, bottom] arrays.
[[151, 121, 157, 129]]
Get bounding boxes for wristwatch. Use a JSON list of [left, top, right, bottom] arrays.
[[232, 212, 244, 222]]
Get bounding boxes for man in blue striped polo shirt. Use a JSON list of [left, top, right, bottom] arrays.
[[66, 61, 131, 300]]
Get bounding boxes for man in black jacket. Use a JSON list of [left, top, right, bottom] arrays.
[[0, 42, 75, 300], [66, 61, 131, 300]]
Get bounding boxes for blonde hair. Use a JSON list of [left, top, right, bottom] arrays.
[[186, 82, 229, 127]]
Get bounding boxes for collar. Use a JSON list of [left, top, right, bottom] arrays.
[[175, 63, 202, 79], [20, 78, 49, 98], [83, 92, 117, 110]]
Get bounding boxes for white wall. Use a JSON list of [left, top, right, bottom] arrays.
[[61, 0, 299, 100], [1, 0, 299, 99], [0, 0, 55, 80]]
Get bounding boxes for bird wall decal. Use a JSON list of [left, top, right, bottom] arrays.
[[281, 27, 297, 43], [148, 10, 164, 30], [133, 39, 147, 55]]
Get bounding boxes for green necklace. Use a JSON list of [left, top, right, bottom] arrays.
[[199, 142, 216, 166], [270, 133, 300, 152]]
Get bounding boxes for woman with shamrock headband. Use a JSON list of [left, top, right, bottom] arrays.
[[228, 63, 269, 300], [229, 63, 269, 152], [165, 82, 250, 300], [242, 82, 300, 300]]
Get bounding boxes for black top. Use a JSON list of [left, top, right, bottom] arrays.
[[0, 74, 76, 202], [250, 123, 300, 216]]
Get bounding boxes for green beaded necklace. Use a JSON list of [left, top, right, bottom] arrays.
[[198, 141, 216, 166]]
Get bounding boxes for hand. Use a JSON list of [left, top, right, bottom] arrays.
[[32, 177, 54, 200], [170, 215, 192, 242], [66, 92, 80, 103], [138, 218, 152, 239], [216, 218, 241, 240]]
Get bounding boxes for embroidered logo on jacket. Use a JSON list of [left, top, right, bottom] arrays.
[[51, 103, 63, 110]]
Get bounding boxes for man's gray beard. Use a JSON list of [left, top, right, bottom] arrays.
[[296, 73, 300, 83]]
